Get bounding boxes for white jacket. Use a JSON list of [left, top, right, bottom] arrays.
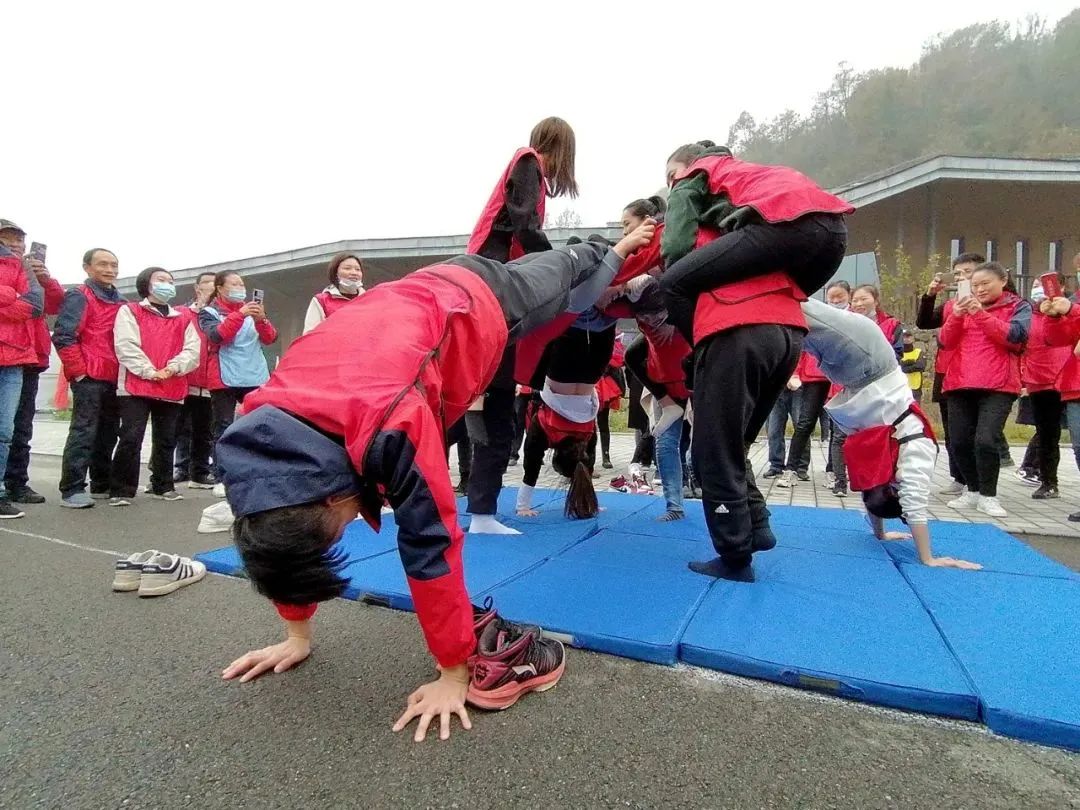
[[113, 300, 200, 398]]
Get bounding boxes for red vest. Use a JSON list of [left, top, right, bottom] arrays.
[[1023, 311, 1073, 393], [677, 154, 854, 224], [315, 290, 356, 320], [538, 405, 594, 445], [121, 303, 189, 402], [845, 405, 936, 494], [646, 332, 692, 400], [79, 285, 123, 383], [796, 351, 828, 384], [182, 306, 211, 391], [467, 147, 547, 260], [934, 299, 956, 375]]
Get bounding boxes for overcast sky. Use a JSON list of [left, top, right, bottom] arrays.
[[3, 1, 1075, 283]]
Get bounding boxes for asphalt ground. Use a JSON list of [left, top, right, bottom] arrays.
[[2, 456, 1079, 809]]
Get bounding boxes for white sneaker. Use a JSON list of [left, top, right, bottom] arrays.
[[947, 491, 980, 510], [212, 483, 226, 498], [775, 470, 797, 489], [197, 501, 235, 534], [940, 480, 965, 496], [111, 549, 161, 592], [823, 472, 836, 488], [977, 496, 1008, 518], [138, 553, 206, 597]]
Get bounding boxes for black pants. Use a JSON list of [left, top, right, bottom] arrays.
[[1030, 389, 1063, 487], [597, 408, 612, 461], [947, 390, 1016, 497], [692, 324, 802, 563], [466, 387, 517, 515], [509, 392, 530, 461], [211, 387, 256, 478], [660, 214, 848, 344], [935, 373, 964, 484], [631, 431, 654, 468], [5, 366, 42, 493], [110, 397, 182, 497], [785, 380, 829, 473], [59, 378, 120, 498], [446, 417, 472, 484], [174, 395, 214, 480]]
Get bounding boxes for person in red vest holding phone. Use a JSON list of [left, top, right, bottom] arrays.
[[464, 117, 578, 536], [108, 268, 200, 506], [657, 140, 853, 581]]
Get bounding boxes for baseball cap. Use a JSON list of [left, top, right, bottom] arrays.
[[0, 219, 25, 235]]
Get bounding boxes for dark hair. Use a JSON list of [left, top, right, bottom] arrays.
[[195, 271, 216, 285], [550, 438, 598, 519], [530, 117, 578, 199], [853, 284, 881, 303], [135, 266, 172, 299], [624, 195, 667, 220], [83, 248, 116, 266], [586, 234, 614, 247], [972, 261, 1008, 282], [666, 140, 733, 167], [234, 503, 348, 606], [952, 252, 985, 269], [327, 253, 363, 286], [209, 270, 242, 303], [565, 235, 583, 246], [826, 280, 851, 294]]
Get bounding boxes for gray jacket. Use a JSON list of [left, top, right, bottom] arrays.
[[800, 298, 898, 390]]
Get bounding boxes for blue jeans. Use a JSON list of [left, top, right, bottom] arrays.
[[655, 416, 684, 514], [766, 387, 801, 471], [0, 366, 25, 498]]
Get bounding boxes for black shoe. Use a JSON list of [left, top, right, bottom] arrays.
[[187, 475, 218, 490], [1032, 485, 1059, 500], [0, 499, 25, 519], [999, 457, 1015, 468], [173, 469, 190, 483], [8, 486, 45, 504], [762, 468, 783, 479], [507, 457, 519, 467], [602, 459, 613, 469], [832, 482, 848, 498], [796, 471, 810, 482], [1069, 511, 1080, 523], [751, 527, 777, 552]]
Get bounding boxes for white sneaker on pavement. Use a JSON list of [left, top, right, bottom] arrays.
[[212, 483, 226, 498], [775, 470, 797, 489], [947, 491, 980, 510], [940, 480, 965, 496], [977, 495, 1008, 518], [111, 549, 161, 591], [138, 553, 206, 597], [197, 501, 235, 534]]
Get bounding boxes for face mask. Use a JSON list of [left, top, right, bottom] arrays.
[[150, 282, 176, 302], [1032, 286, 1047, 303], [830, 301, 848, 309], [337, 278, 360, 293], [226, 289, 247, 303]]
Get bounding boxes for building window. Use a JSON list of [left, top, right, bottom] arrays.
[[950, 238, 965, 259], [1016, 239, 1029, 274], [1050, 240, 1064, 273], [985, 239, 997, 261]]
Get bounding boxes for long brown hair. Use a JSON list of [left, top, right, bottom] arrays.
[[551, 437, 598, 519], [530, 117, 578, 199]]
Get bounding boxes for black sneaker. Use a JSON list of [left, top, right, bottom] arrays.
[[1069, 512, 1080, 523], [8, 486, 45, 504], [796, 471, 811, 482], [173, 469, 190, 484], [1032, 485, 1059, 500], [0, 499, 26, 519], [188, 475, 217, 490], [832, 482, 848, 498], [999, 456, 1015, 469], [762, 468, 783, 479]]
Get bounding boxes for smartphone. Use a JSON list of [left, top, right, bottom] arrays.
[[956, 280, 972, 299], [29, 242, 46, 263], [252, 289, 265, 305], [1040, 272, 1062, 300]]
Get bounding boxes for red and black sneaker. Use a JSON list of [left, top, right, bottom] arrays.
[[467, 597, 500, 671], [467, 620, 566, 711]]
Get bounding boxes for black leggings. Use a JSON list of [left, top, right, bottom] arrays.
[[947, 390, 1015, 497], [1029, 389, 1063, 487], [597, 408, 611, 460], [660, 213, 848, 345]]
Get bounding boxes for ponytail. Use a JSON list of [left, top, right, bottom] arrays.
[[552, 437, 598, 519]]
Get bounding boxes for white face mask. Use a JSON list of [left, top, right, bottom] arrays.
[[829, 301, 848, 310], [1032, 286, 1047, 303], [337, 278, 360, 293]]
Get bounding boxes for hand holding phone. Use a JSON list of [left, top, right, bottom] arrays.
[[252, 289, 265, 305], [956, 279, 972, 299], [29, 242, 47, 263]]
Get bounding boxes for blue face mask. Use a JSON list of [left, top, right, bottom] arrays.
[[150, 282, 176, 303], [1032, 286, 1047, 304], [226, 289, 247, 303]]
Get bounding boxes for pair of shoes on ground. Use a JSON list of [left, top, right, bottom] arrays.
[[174, 471, 218, 489], [111, 549, 206, 597], [466, 597, 565, 711], [774, 470, 809, 488], [947, 491, 1008, 518]]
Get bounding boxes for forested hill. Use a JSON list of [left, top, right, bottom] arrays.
[[729, 11, 1080, 188]]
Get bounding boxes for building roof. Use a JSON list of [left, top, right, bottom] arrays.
[[833, 154, 1080, 208]]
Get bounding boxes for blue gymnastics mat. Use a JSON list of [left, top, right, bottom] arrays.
[[196, 488, 1080, 750]]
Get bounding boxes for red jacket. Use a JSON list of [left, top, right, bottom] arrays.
[[1041, 304, 1080, 402], [240, 265, 508, 669], [30, 276, 65, 368], [1021, 311, 1072, 393], [645, 332, 692, 401], [182, 305, 212, 392], [875, 310, 903, 358], [0, 253, 40, 368], [467, 147, 547, 261], [676, 154, 854, 224], [940, 292, 1031, 395], [934, 299, 957, 375], [796, 351, 829, 384], [52, 281, 125, 383]]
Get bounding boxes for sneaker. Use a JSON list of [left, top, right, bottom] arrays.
[[109, 497, 131, 507], [137, 553, 207, 597], [977, 495, 1008, 518], [652, 475, 662, 487], [1069, 511, 1080, 523], [999, 456, 1015, 469], [831, 482, 848, 498], [947, 491, 980, 510], [60, 492, 95, 509], [111, 549, 161, 592], [173, 469, 190, 484], [90, 491, 110, 500], [1016, 469, 1041, 487], [822, 472, 836, 488], [796, 471, 810, 482], [508, 457, 519, 467], [601, 459, 613, 470], [467, 621, 566, 711], [8, 486, 45, 504], [188, 475, 217, 490], [152, 490, 184, 502], [609, 475, 629, 493], [197, 500, 235, 534], [212, 483, 226, 498], [0, 499, 25, 519], [762, 468, 783, 479], [775, 470, 797, 489], [939, 480, 965, 496], [629, 473, 653, 495], [1032, 485, 1059, 500]]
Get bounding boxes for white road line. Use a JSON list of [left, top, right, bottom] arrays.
[[0, 526, 125, 557]]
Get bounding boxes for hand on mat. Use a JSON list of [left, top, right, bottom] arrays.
[[222, 636, 311, 683], [925, 556, 983, 571], [516, 508, 539, 517], [393, 666, 472, 742], [881, 531, 911, 541]]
